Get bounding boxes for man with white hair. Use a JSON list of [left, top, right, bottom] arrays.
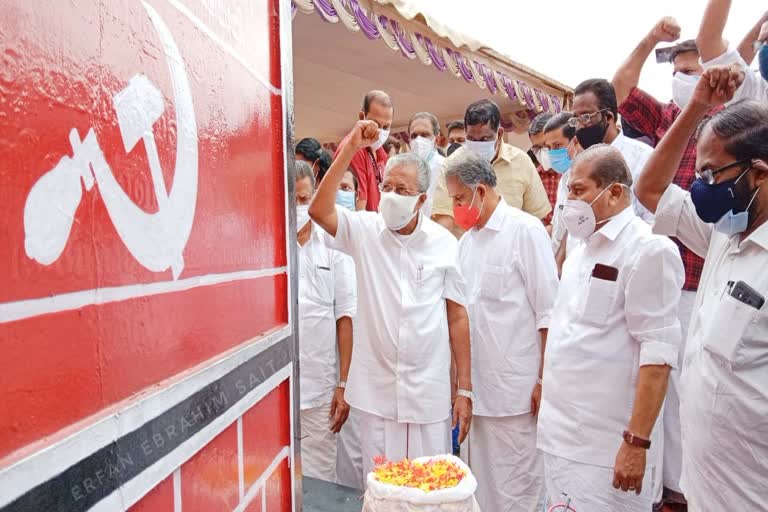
[[446, 151, 558, 511], [309, 121, 473, 477], [537, 144, 684, 511]]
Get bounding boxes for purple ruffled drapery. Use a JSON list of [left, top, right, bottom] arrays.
[[312, 0, 338, 21], [518, 80, 536, 110], [423, 36, 447, 71], [477, 62, 497, 94], [536, 90, 549, 112], [446, 48, 474, 82], [500, 74, 519, 103], [551, 95, 563, 112], [389, 19, 416, 58], [348, 0, 380, 39]]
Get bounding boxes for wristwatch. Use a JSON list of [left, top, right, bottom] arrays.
[[623, 430, 651, 449], [456, 389, 474, 402], [337, 381, 347, 389]]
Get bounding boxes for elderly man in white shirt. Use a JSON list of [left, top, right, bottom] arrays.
[[309, 121, 473, 478], [635, 64, 768, 510], [537, 144, 684, 512], [294, 161, 357, 482], [408, 112, 445, 218], [445, 151, 558, 511]]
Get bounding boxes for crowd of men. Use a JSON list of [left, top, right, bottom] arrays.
[[293, 1, 768, 510]]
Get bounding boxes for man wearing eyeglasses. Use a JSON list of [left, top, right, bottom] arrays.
[[612, 11, 768, 506], [570, 79, 654, 225], [309, 121, 474, 480], [636, 65, 768, 510]]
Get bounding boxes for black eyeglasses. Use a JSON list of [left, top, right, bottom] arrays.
[[696, 159, 752, 185]]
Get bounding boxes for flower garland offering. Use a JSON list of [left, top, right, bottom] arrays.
[[372, 455, 466, 492]]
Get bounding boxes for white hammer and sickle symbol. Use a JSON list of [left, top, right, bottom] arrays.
[[23, 1, 198, 280]]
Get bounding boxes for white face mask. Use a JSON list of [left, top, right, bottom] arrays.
[[536, 148, 552, 171], [464, 138, 497, 162], [410, 136, 436, 162], [562, 183, 627, 239], [672, 72, 700, 110], [379, 191, 421, 230], [371, 128, 391, 151], [296, 204, 311, 231]]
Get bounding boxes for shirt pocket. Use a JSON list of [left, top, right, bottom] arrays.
[[310, 263, 334, 307], [479, 263, 506, 300], [704, 294, 761, 368], [580, 276, 619, 325], [414, 266, 444, 303]]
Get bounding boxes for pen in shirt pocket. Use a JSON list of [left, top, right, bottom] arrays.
[[316, 265, 330, 271]]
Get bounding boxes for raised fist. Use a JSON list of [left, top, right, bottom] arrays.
[[348, 120, 380, 149], [690, 64, 745, 110], [650, 17, 681, 44]]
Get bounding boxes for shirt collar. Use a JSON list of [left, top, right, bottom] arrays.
[[610, 131, 627, 148], [592, 206, 635, 242], [494, 142, 514, 164], [378, 211, 425, 241], [298, 222, 323, 247], [481, 199, 506, 232], [743, 221, 768, 251]]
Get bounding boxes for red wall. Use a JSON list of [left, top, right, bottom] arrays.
[[0, 0, 293, 510]]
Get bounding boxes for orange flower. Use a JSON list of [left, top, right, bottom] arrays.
[[372, 457, 466, 492]]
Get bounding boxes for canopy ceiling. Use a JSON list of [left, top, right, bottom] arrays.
[[292, 0, 572, 144]]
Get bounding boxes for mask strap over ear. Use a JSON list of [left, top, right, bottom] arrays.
[[745, 186, 761, 212]]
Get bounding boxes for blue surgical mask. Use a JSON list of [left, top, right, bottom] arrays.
[[548, 148, 572, 174], [759, 42, 768, 82], [690, 167, 754, 230], [715, 187, 760, 236], [336, 189, 356, 211]]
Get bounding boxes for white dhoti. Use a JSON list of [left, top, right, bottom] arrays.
[[358, 410, 451, 478], [663, 289, 695, 501], [466, 414, 543, 512], [300, 403, 337, 482], [543, 453, 654, 512], [336, 407, 364, 490]]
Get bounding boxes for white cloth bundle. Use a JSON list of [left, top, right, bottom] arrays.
[[362, 455, 481, 512]]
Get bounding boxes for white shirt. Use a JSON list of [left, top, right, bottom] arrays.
[[551, 169, 579, 256], [610, 132, 655, 223], [329, 206, 467, 424], [298, 223, 357, 410], [537, 206, 684, 468], [702, 46, 768, 104], [421, 151, 446, 218], [458, 200, 559, 416], [653, 185, 768, 509]]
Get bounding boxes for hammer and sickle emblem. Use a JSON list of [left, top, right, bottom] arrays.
[[23, 2, 198, 280]]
